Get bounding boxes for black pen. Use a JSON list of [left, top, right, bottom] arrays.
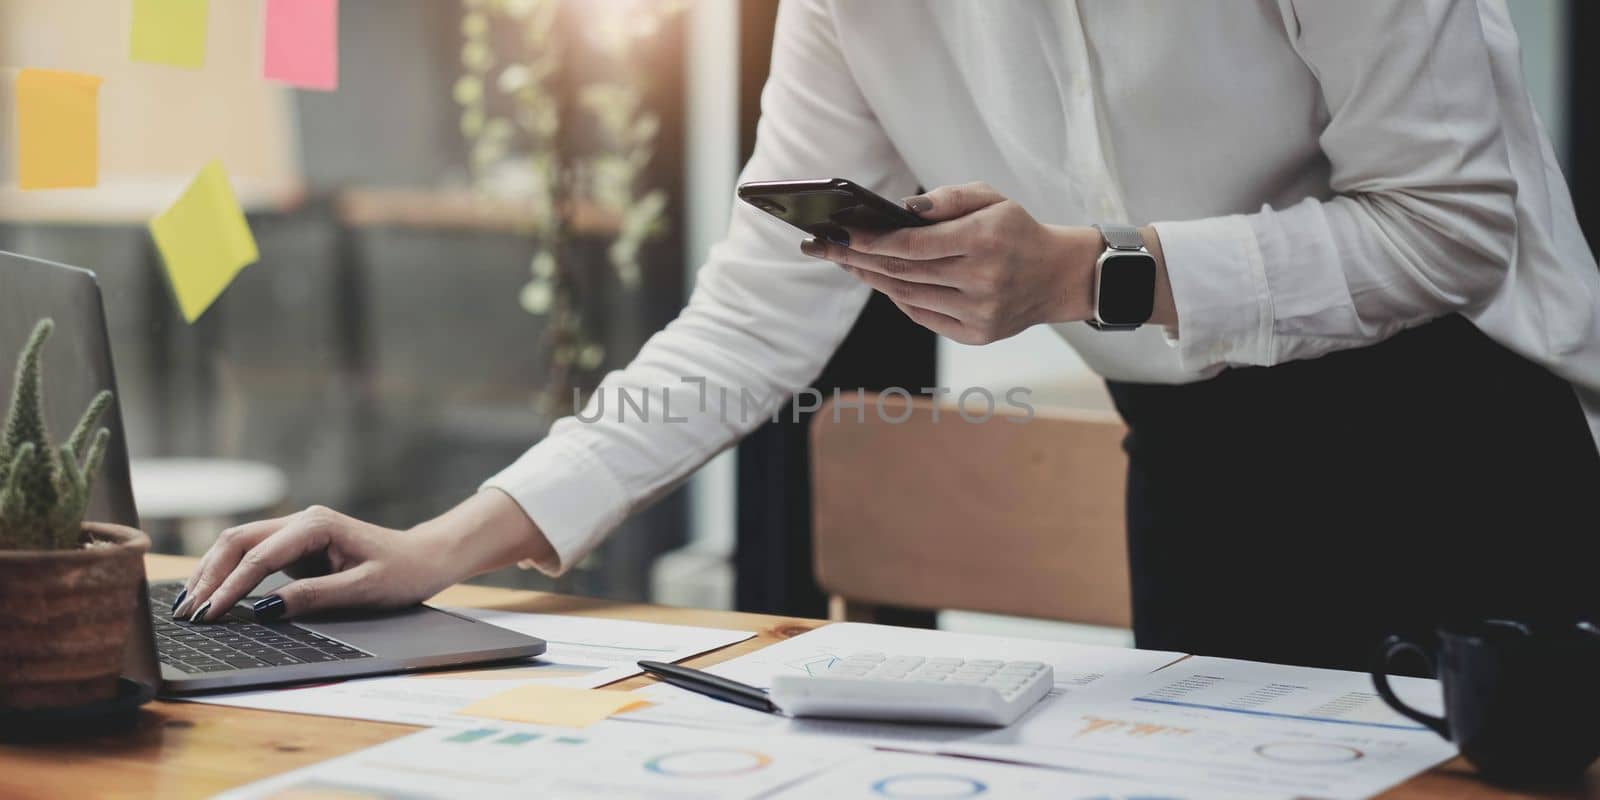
[[637, 660, 780, 714]]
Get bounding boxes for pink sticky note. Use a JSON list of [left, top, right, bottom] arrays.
[[262, 0, 338, 91]]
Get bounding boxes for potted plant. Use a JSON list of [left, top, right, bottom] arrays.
[[0, 319, 149, 711]]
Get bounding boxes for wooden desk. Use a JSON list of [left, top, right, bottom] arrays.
[[0, 555, 1591, 799]]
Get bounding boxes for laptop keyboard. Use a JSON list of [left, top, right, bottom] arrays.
[[148, 582, 373, 673]]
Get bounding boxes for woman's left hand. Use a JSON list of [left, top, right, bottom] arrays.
[[800, 182, 1166, 344]]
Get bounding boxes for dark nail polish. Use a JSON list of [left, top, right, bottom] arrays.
[[904, 196, 932, 213], [252, 594, 286, 622], [170, 588, 187, 614], [189, 601, 212, 623]]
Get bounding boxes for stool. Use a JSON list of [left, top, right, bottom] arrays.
[[129, 458, 290, 555]]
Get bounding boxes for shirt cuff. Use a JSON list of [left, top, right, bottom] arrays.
[[1151, 215, 1274, 370], [480, 433, 631, 576]]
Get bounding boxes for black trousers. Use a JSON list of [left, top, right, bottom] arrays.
[[1107, 315, 1600, 673]]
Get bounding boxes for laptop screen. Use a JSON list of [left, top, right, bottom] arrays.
[[0, 250, 156, 691]]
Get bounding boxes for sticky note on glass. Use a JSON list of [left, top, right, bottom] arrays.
[[15, 69, 102, 190], [129, 0, 210, 69], [455, 685, 652, 728], [263, 0, 339, 91], [149, 161, 260, 323]]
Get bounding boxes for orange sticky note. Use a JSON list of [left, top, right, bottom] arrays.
[[149, 161, 261, 323], [15, 69, 102, 190], [455, 685, 652, 728], [262, 0, 339, 91]]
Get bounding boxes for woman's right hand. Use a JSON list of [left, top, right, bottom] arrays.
[[172, 505, 450, 623]]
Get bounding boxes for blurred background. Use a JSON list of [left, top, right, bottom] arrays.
[[0, 0, 1592, 640]]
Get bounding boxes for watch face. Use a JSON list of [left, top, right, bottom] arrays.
[[1096, 253, 1157, 325]]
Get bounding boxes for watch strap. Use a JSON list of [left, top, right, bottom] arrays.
[[1093, 223, 1145, 251], [1085, 319, 1140, 331]]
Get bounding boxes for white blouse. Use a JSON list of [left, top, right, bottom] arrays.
[[486, 0, 1600, 573]]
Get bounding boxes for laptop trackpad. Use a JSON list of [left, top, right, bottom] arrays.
[[299, 606, 528, 660], [237, 573, 539, 661]]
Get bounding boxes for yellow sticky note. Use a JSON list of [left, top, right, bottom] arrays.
[[130, 0, 210, 69], [455, 685, 652, 728], [16, 69, 102, 190], [149, 161, 260, 323]]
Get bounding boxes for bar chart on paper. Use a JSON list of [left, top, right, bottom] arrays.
[[1132, 670, 1427, 731], [217, 722, 863, 800], [942, 657, 1457, 800]]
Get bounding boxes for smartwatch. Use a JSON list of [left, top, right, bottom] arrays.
[[1087, 223, 1157, 331]]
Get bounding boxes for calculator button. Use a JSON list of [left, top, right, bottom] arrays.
[[966, 659, 1004, 668], [847, 652, 886, 662], [946, 674, 986, 684], [998, 665, 1040, 677], [927, 657, 963, 667], [922, 662, 957, 673], [883, 656, 924, 671]]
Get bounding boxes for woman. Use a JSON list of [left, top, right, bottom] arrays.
[[176, 1, 1600, 670]]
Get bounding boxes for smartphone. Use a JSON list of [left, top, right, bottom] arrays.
[[738, 178, 929, 244]]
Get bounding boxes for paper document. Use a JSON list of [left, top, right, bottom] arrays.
[[766, 751, 1290, 800], [216, 720, 864, 800], [941, 656, 1457, 799], [665, 622, 1185, 692], [619, 622, 1185, 749], [15, 69, 101, 190], [617, 627, 1451, 798], [193, 609, 751, 728], [129, 0, 210, 69]]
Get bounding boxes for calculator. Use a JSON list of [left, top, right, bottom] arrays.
[[768, 652, 1055, 727]]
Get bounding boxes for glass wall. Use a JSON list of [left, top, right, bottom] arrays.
[[0, 0, 701, 601]]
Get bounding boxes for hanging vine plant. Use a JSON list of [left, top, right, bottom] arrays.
[[455, 0, 684, 422]]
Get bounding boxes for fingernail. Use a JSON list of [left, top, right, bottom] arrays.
[[252, 594, 286, 623], [904, 196, 932, 213], [800, 239, 824, 257], [189, 601, 212, 623], [170, 588, 187, 614]]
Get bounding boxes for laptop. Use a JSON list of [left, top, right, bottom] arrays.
[[0, 250, 545, 695]]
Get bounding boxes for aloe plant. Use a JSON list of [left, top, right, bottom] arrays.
[[0, 319, 112, 551]]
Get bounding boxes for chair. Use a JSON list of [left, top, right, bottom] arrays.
[[810, 392, 1131, 628], [130, 458, 289, 554]]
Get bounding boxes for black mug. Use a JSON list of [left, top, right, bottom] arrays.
[[1371, 619, 1600, 785]]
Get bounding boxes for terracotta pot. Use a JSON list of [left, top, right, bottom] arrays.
[[0, 522, 149, 710]]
